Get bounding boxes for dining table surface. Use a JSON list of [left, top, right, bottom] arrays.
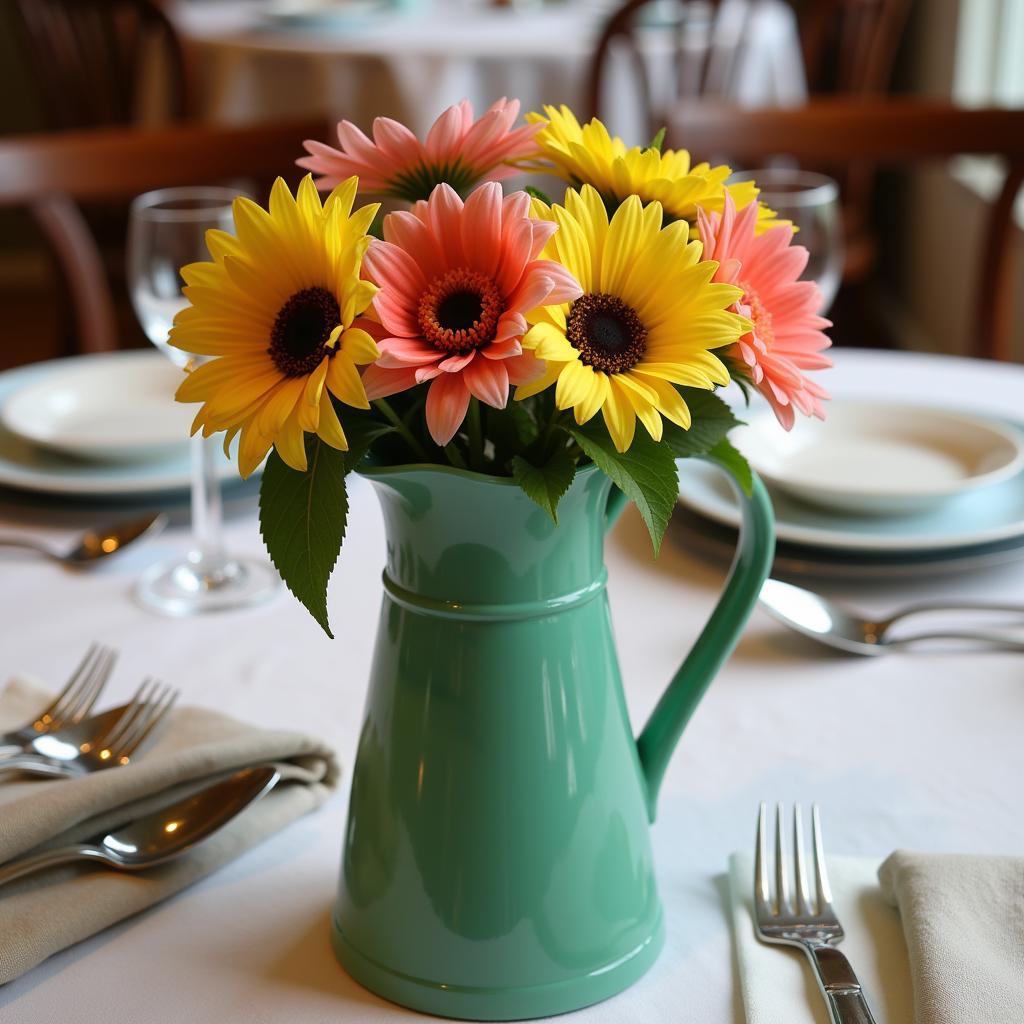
[[1, 345, 1023, 1022], [171, 0, 807, 139]]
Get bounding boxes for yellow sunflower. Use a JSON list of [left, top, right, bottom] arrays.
[[517, 185, 749, 453], [524, 105, 779, 233], [171, 174, 380, 477]]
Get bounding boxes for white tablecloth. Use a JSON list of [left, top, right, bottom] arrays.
[[174, 0, 806, 141], [1, 347, 1023, 1022]]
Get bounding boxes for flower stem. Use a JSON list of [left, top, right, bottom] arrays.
[[467, 398, 484, 471], [373, 399, 430, 462], [443, 443, 468, 469]]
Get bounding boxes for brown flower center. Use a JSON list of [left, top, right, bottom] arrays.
[[268, 286, 340, 378], [418, 268, 503, 354], [566, 293, 647, 374], [739, 280, 773, 346]]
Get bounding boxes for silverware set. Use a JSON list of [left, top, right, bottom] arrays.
[[753, 803, 878, 1024], [0, 644, 178, 779]]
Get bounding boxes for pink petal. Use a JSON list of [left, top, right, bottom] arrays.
[[506, 350, 547, 385], [425, 104, 469, 160], [376, 336, 440, 368], [463, 356, 509, 408], [361, 363, 419, 400], [425, 372, 471, 446], [482, 337, 523, 360], [461, 183, 504, 277]]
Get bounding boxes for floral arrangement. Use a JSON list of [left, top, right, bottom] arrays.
[[171, 99, 831, 634]]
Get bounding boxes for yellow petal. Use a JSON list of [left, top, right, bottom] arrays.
[[327, 354, 370, 409], [601, 377, 637, 453], [316, 393, 350, 451]]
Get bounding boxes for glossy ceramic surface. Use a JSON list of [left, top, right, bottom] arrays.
[[332, 460, 774, 1019]]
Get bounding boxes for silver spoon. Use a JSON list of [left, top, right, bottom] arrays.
[[0, 512, 167, 566], [759, 578, 1024, 655], [0, 764, 280, 888]]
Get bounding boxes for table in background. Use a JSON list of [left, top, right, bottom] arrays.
[[173, 0, 806, 141], [1, 348, 1022, 1023]]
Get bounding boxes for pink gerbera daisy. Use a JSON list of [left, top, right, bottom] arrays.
[[697, 194, 832, 429], [360, 181, 581, 446], [298, 98, 541, 203]]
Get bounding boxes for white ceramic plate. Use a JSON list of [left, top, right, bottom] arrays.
[[677, 442, 1024, 555], [0, 350, 194, 462], [731, 401, 1024, 516], [0, 356, 247, 497]]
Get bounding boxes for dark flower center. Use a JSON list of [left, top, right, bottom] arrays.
[[566, 292, 648, 373], [268, 286, 340, 378], [418, 268, 504, 354]]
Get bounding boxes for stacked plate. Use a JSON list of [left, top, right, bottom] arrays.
[[678, 399, 1024, 579], [0, 351, 241, 499]]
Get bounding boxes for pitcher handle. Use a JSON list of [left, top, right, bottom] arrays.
[[606, 462, 775, 821]]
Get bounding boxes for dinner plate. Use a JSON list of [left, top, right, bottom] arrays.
[[677, 442, 1024, 555], [0, 356, 244, 497], [732, 402, 1024, 516], [1, 350, 194, 462]]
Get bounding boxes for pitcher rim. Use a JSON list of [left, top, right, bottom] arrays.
[[357, 460, 602, 487]]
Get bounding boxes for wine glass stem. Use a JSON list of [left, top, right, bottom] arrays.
[[190, 434, 226, 568]]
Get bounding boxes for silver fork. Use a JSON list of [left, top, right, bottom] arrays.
[[0, 643, 116, 754], [0, 679, 179, 779], [754, 803, 878, 1024]]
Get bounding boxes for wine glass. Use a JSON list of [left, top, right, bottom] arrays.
[[731, 168, 845, 314], [127, 186, 278, 616]]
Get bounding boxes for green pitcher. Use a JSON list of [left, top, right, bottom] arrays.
[[331, 460, 774, 1020]]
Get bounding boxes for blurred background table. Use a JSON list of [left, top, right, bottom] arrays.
[[1, 347, 1022, 1022], [172, 0, 806, 139]]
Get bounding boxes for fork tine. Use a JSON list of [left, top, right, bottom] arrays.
[[793, 803, 814, 916], [755, 802, 772, 917], [40, 644, 107, 727], [774, 802, 790, 915], [111, 683, 178, 763], [93, 677, 157, 753], [811, 804, 833, 911], [56, 645, 115, 726]]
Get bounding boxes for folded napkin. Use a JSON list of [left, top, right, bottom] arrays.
[[727, 851, 914, 1024], [0, 677, 339, 985], [878, 850, 1024, 1024]]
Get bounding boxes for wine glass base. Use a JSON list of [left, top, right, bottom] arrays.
[[135, 552, 279, 617]]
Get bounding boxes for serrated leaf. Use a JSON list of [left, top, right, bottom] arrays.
[[259, 437, 348, 637], [511, 447, 578, 524], [648, 127, 666, 153], [662, 390, 743, 458], [568, 423, 678, 554], [702, 438, 753, 496]]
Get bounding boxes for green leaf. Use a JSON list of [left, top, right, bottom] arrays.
[[661, 390, 743, 458], [568, 423, 678, 554], [703, 438, 753, 496], [648, 127, 666, 153], [511, 446, 578, 523], [338, 408, 394, 472], [524, 185, 554, 206], [259, 437, 348, 638]]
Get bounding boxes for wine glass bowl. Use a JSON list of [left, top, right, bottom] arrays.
[[731, 168, 844, 314], [127, 186, 278, 616]]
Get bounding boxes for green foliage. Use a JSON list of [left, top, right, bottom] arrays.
[[259, 437, 349, 638], [661, 390, 743, 457], [510, 446, 578, 523], [568, 422, 679, 555], [648, 127, 667, 153], [524, 185, 554, 206], [703, 438, 753, 496]]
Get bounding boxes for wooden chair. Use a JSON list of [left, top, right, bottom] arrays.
[[664, 99, 1024, 361], [586, 0, 732, 135], [10, 0, 196, 129], [0, 119, 328, 355]]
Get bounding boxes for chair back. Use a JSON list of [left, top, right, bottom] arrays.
[[11, 0, 194, 129], [665, 99, 1024, 362], [587, 0, 735, 137], [0, 119, 328, 355], [800, 0, 911, 97]]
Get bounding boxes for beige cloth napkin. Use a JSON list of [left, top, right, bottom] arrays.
[[727, 851, 914, 1024], [878, 850, 1024, 1024], [0, 677, 339, 986]]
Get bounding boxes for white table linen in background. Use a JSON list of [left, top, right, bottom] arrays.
[[174, 0, 806, 141], [0, 347, 1022, 1022]]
